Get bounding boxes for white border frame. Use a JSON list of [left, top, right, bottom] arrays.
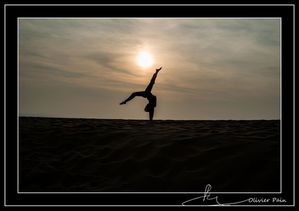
[[16, 16, 282, 195]]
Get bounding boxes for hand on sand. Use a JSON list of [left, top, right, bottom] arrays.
[[156, 67, 162, 73], [120, 101, 126, 105]]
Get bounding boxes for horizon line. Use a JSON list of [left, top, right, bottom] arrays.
[[18, 115, 280, 121]]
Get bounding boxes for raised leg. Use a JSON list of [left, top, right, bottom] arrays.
[[145, 67, 162, 93], [120, 91, 146, 104]]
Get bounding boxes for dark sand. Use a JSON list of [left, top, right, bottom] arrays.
[[19, 117, 280, 192]]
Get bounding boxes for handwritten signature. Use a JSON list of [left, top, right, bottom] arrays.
[[182, 184, 287, 206], [182, 184, 249, 206]]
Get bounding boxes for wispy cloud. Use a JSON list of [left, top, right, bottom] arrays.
[[19, 18, 280, 119]]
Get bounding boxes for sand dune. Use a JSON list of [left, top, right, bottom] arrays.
[[19, 117, 280, 192]]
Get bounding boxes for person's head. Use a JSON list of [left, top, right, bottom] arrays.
[[144, 104, 154, 112]]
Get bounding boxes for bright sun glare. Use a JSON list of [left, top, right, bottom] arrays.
[[137, 52, 154, 68]]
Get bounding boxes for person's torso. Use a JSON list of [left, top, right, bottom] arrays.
[[147, 94, 157, 107]]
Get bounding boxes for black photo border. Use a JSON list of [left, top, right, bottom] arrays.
[[4, 3, 295, 207]]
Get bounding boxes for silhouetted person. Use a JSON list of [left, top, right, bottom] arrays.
[[120, 67, 162, 121]]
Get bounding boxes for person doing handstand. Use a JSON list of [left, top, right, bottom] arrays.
[[120, 67, 162, 121]]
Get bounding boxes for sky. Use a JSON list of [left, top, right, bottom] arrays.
[[19, 18, 280, 120]]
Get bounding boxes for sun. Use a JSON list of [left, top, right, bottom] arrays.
[[137, 51, 154, 68]]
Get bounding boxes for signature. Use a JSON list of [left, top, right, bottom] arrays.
[[182, 184, 249, 206], [182, 184, 287, 206]]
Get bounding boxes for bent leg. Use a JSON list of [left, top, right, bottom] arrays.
[[120, 91, 146, 104]]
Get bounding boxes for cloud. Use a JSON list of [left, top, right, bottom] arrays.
[[19, 18, 280, 119]]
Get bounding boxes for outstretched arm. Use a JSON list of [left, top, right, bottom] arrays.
[[145, 67, 162, 93]]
